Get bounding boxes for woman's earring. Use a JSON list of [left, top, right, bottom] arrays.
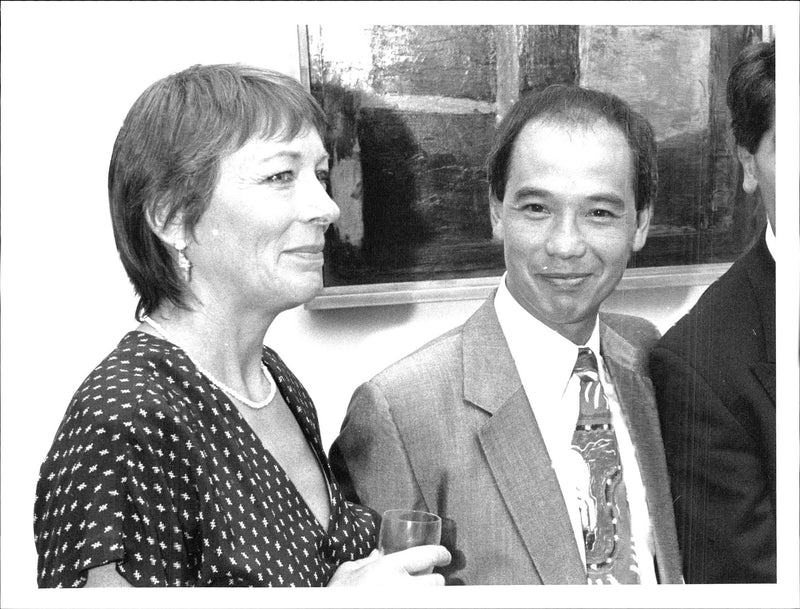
[[174, 239, 192, 282]]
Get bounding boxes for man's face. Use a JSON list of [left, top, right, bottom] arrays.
[[491, 118, 650, 345], [738, 122, 776, 232]]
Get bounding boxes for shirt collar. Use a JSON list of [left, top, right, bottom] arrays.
[[766, 219, 776, 261], [494, 273, 601, 382]]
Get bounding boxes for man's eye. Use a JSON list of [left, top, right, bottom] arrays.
[[523, 203, 547, 214], [589, 208, 617, 218]]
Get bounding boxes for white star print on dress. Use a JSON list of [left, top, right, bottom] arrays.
[[34, 332, 378, 587]]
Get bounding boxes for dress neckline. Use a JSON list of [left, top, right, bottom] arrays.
[[128, 330, 335, 534]]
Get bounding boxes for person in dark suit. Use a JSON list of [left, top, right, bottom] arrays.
[[330, 85, 683, 585], [649, 39, 776, 583]]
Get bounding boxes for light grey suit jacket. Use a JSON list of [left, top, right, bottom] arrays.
[[330, 296, 683, 585]]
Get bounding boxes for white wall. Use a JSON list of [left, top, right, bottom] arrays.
[[3, 3, 797, 608]]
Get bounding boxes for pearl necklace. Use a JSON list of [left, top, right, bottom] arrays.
[[141, 315, 276, 410]]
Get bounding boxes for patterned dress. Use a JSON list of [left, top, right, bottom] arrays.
[[34, 331, 378, 587]]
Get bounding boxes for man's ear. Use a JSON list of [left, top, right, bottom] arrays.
[[489, 195, 505, 242], [737, 145, 759, 194], [631, 204, 651, 253]]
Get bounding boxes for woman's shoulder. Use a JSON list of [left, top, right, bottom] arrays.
[[62, 331, 201, 433], [35, 333, 207, 587], [79, 330, 197, 389], [77, 330, 177, 381]]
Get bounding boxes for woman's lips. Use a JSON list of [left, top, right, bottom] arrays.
[[284, 244, 325, 264]]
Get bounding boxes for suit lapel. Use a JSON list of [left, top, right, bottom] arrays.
[[601, 321, 681, 584], [752, 363, 776, 403], [464, 298, 585, 584], [745, 233, 776, 402], [744, 232, 776, 364]]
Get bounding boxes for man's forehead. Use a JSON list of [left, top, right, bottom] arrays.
[[510, 117, 634, 169], [504, 116, 637, 201], [519, 115, 627, 143]]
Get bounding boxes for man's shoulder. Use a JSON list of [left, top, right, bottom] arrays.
[[371, 316, 468, 388], [598, 312, 661, 376], [369, 298, 495, 390], [657, 242, 772, 356], [601, 312, 660, 351], [683, 255, 754, 316]]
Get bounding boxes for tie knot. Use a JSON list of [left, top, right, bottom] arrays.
[[573, 347, 599, 378]]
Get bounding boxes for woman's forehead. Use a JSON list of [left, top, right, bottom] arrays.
[[225, 128, 326, 165]]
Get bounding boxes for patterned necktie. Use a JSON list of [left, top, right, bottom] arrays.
[[570, 347, 640, 584]]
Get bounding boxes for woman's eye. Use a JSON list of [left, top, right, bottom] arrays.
[[316, 170, 331, 187], [263, 171, 295, 184]]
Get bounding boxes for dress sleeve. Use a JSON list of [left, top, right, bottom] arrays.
[[34, 394, 202, 587]]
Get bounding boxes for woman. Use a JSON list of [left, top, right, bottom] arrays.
[[33, 64, 449, 587]]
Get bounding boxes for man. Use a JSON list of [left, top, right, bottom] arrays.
[[649, 39, 776, 583], [330, 85, 682, 585]]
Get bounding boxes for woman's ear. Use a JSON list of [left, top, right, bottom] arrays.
[[146, 203, 193, 282], [737, 145, 759, 194], [145, 201, 188, 249]]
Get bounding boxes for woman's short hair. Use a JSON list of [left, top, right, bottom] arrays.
[[109, 64, 326, 319], [486, 84, 657, 213], [726, 39, 775, 153]]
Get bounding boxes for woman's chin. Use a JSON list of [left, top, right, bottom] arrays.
[[281, 276, 325, 308]]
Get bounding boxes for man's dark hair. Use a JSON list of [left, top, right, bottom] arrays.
[[726, 39, 775, 153], [486, 84, 657, 212]]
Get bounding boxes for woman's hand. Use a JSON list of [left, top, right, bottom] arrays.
[[327, 545, 451, 586]]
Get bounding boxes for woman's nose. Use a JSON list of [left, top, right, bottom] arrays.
[[305, 177, 340, 226]]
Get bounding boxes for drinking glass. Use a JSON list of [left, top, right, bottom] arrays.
[[378, 509, 442, 557]]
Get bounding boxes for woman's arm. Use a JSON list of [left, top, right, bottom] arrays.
[[81, 548, 451, 587], [84, 563, 132, 587]]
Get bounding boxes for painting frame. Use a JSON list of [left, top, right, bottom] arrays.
[[301, 24, 766, 309]]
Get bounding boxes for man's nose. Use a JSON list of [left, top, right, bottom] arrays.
[[544, 215, 586, 258]]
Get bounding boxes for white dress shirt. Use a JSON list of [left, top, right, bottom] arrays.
[[766, 218, 776, 260], [494, 275, 657, 583]]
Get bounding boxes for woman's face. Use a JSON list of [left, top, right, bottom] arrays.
[[185, 127, 340, 313]]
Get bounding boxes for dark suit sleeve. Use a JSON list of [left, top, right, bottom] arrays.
[[650, 344, 776, 583], [330, 381, 427, 516]]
